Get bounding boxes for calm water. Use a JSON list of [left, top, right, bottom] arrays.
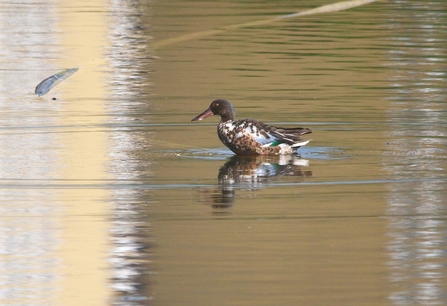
[[0, 0, 446, 305]]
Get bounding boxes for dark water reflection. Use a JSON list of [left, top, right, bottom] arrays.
[[204, 155, 312, 208], [140, 1, 447, 305]]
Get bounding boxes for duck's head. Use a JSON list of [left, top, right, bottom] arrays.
[[191, 99, 235, 122]]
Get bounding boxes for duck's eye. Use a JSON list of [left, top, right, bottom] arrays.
[[215, 103, 219, 107]]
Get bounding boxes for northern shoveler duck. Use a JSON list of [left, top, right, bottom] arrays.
[[191, 99, 312, 155]]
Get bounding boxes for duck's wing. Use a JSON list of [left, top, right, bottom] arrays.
[[268, 126, 312, 144], [231, 119, 275, 146], [232, 120, 312, 147]]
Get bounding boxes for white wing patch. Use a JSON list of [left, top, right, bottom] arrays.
[[241, 123, 273, 145], [247, 124, 258, 134]]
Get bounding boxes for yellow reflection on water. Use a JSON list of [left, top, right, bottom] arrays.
[[56, 1, 111, 304]]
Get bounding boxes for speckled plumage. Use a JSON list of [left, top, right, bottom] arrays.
[[191, 99, 312, 156]]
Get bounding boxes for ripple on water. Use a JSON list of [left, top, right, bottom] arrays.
[[156, 146, 345, 161]]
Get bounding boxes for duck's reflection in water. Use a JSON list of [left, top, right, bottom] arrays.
[[207, 155, 312, 209]]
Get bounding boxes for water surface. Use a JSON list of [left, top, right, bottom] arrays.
[[0, 0, 446, 305]]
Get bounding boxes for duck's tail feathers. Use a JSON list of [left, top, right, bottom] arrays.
[[270, 127, 312, 144], [291, 139, 312, 148]]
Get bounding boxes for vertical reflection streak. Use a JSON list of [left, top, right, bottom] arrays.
[[383, 2, 447, 304], [107, 0, 154, 304]]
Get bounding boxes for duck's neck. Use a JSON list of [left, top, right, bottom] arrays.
[[219, 107, 235, 122], [220, 115, 233, 122]]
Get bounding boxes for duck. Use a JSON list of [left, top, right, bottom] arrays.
[[191, 99, 312, 155]]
